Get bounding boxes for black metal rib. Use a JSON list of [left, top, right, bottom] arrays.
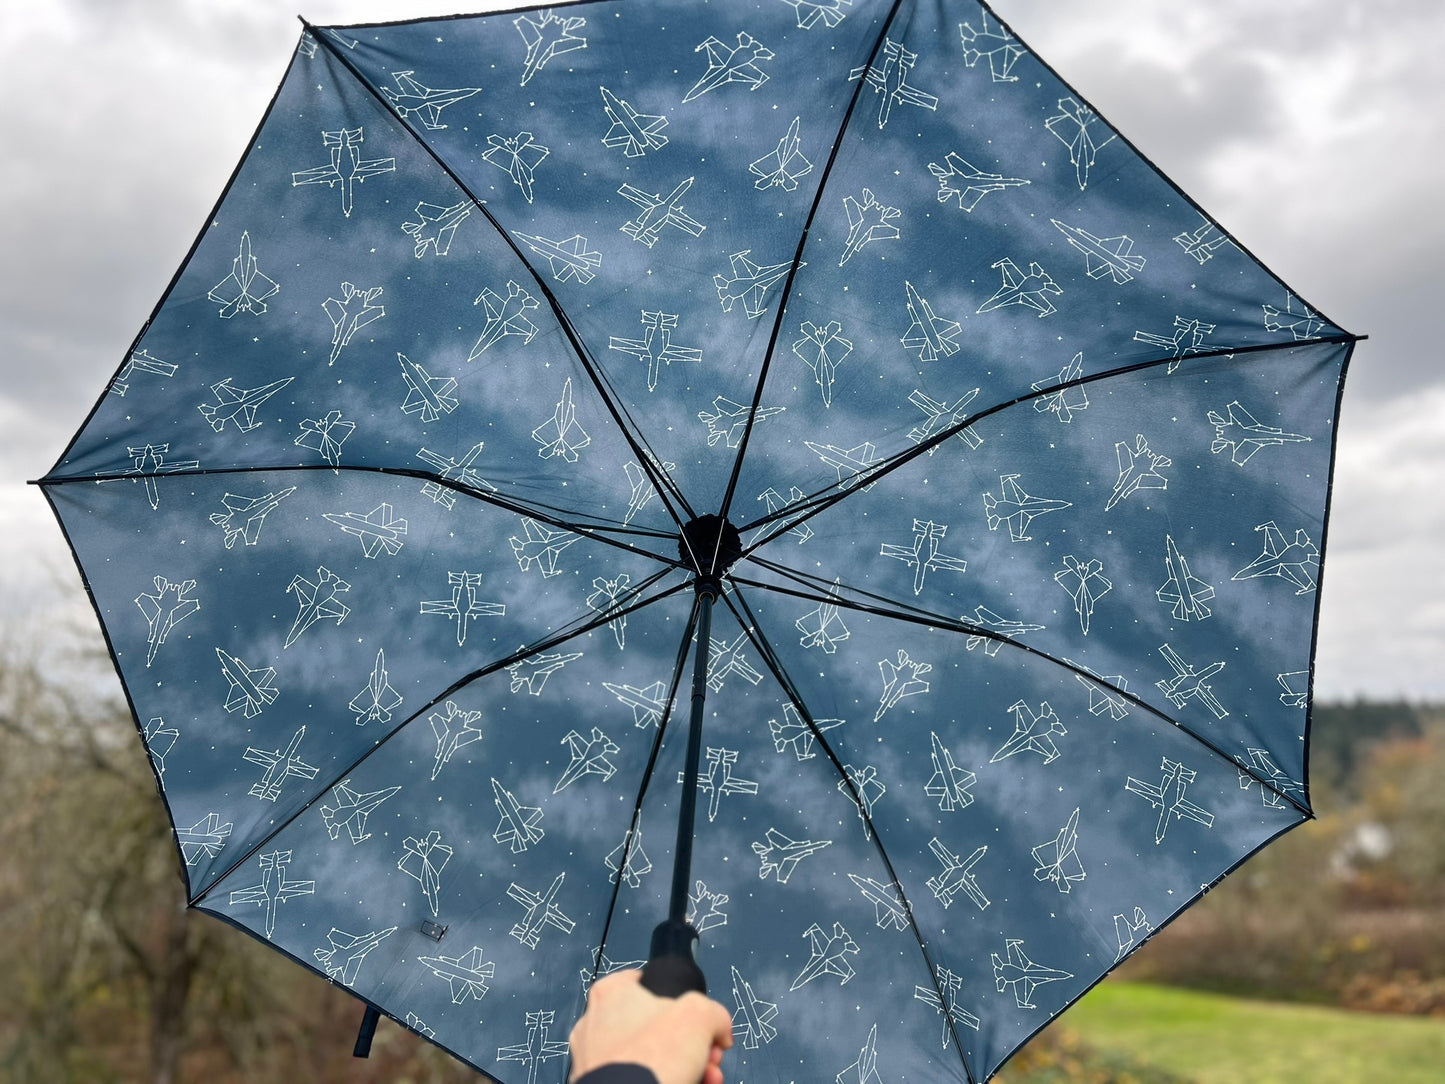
[[736, 335, 1361, 540], [733, 557, 1311, 817], [717, 0, 908, 524], [191, 570, 687, 906], [723, 582, 977, 1083], [306, 21, 696, 532]]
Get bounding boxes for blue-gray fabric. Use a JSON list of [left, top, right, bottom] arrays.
[[42, 1, 1353, 1081]]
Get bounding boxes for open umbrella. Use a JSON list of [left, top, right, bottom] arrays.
[[40, 0, 1358, 1080]]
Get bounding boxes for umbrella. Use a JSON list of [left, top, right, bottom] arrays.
[[39, 0, 1358, 1080]]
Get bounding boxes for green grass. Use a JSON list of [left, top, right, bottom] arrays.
[[1057, 982, 1445, 1084]]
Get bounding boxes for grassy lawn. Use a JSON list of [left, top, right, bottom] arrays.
[[1057, 981, 1445, 1083]]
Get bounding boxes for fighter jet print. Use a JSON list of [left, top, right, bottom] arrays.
[[836, 1024, 882, 1084], [1031, 351, 1089, 423], [838, 188, 900, 265], [506, 650, 582, 695], [699, 395, 784, 448], [991, 700, 1067, 764], [398, 352, 459, 424], [492, 777, 545, 853], [122, 447, 188, 514], [1045, 96, 1115, 190], [768, 703, 844, 760], [295, 410, 354, 466], [111, 347, 177, 397], [750, 115, 812, 190], [928, 151, 1030, 211], [1209, 400, 1311, 465], [978, 257, 1062, 317], [483, 130, 550, 202], [605, 822, 652, 888], [420, 571, 505, 646], [419, 945, 494, 1003], [807, 439, 881, 491], [907, 389, 983, 451], [992, 938, 1073, 1008], [959, 12, 1025, 82], [588, 575, 634, 650], [228, 850, 314, 940], [1174, 221, 1234, 264], [514, 232, 602, 284], [326, 503, 408, 559], [684, 747, 759, 822], [399, 830, 452, 915], [729, 966, 780, 1049], [532, 378, 591, 462], [1032, 807, 1086, 892], [1155, 644, 1229, 719], [849, 874, 909, 931], [1106, 434, 1170, 511], [688, 881, 729, 933], [283, 566, 350, 648], [507, 873, 576, 949], [515, 9, 587, 86], [1114, 907, 1154, 960], [914, 966, 981, 1043], [714, 250, 795, 319], [1126, 756, 1216, 844], [498, 1009, 571, 1084], [961, 605, 1044, 656], [209, 487, 295, 549], [428, 701, 485, 780], [875, 649, 931, 721], [984, 474, 1073, 542], [849, 37, 938, 127], [622, 455, 674, 526], [1156, 535, 1214, 621], [316, 926, 396, 986], [1055, 554, 1112, 635], [1051, 219, 1146, 284], [791, 922, 859, 990], [402, 199, 472, 258], [1133, 315, 1216, 372], [880, 518, 967, 595], [683, 32, 774, 102], [381, 70, 480, 129], [1264, 293, 1328, 340], [753, 827, 832, 883], [609, 309, 702, 390], [417, 442, 496, 507], [901, 281, 963, 362], [754, 486, 814, 545], [554, 727, 619, 793], [320, 778, 401, 844], [838, 763, 886, 838], [782, 0, 852, 29], [1075, 665, 1131, 720], [705, 633, 765, 692], [924, 731, 976, 812], [291, 127, 395, 217], [927, 837, 990, 911], [216, 647, 279, 718], [208, 231, 279, 317], [1277, 670, 1308, 708], [792, 319, 853, 407], [197, 376, 294, 433], [244, 726, 319, 803], [1236, 748, 1306, 809], [600, 85, 669, 158], [177, 812, 232, 865], [606, 679, 668, 729], [795, 581, 851, 655], [323, 282, 384, 365], [509, 518, 580, 578], [619, 177, 707, 248]]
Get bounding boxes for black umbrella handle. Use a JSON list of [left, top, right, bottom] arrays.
[[640, 918, 707, 997]]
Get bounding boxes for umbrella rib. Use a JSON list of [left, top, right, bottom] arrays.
[[305, 22, 696, 531], [585, 595, 701, 991], [188, 573, 686, 908], [734, 560, 1311, 816], [724, 583, 978, 1081], [734, 334, 1361, 539], [715, 0, 908, 524]]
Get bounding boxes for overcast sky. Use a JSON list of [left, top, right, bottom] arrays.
[[4, 0, 1442, 698]]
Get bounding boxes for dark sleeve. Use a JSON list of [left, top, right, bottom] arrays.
[[573, 1065, 660, 1084]]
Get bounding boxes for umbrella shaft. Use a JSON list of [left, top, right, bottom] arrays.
[[668, 586, 716, 922]]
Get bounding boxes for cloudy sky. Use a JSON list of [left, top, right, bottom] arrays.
[[4, 0, 1441, 698]]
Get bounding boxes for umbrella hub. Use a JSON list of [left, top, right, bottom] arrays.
[[678, 514, 742, 593]]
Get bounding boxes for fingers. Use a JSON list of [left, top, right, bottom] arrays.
[[677, 991, 736, 1050]]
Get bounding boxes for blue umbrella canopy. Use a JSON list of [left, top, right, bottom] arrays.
[[40, 1, 1357, 1080]]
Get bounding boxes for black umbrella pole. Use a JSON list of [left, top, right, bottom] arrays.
[[640, 583, 715, 998]]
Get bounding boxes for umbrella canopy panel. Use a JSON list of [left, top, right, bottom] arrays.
[[41, 1, 1356, 1082]]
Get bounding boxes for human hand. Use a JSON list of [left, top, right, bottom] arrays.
[[569, 969, 734, 1084]]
